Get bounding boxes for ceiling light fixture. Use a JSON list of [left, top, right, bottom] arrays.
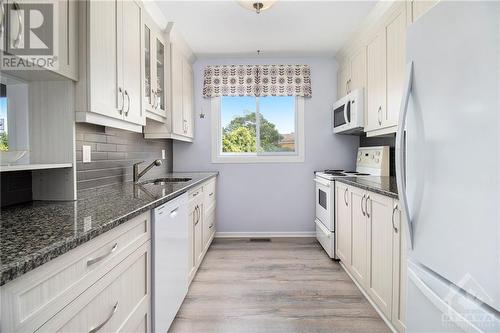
[[238, 1, 276, 14]]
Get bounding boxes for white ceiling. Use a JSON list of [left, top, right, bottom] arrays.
[[154, 1, 376, 58]]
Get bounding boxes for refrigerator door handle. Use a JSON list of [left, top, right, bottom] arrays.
[[396, 61, 414, 249]]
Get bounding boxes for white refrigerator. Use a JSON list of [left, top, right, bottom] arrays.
[[396, 1, 500, 332]]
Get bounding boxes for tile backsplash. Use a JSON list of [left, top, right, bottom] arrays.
[[76, 123, 173, 190]]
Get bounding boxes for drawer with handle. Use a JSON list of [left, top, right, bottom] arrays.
[[1, 212, 150, 333], [204, 179, 216, 206], [188, 185, 203, 202], [203, 205, 216, 249], [36, 241, 151, 333]]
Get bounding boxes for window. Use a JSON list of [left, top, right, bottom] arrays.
[[211, 96, 304, 163]]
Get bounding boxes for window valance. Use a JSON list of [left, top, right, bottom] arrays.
[[203, 65, 312, 98]]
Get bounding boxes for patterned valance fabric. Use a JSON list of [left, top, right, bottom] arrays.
[[203, 65, 312, 98]]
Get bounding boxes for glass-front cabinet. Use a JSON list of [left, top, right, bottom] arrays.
[[143, 20, 167, 120]]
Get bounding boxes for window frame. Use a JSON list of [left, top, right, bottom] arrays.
[[211, 96, 305, 163]]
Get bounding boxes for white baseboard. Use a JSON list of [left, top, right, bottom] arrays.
[[215, 231, 316, 238]]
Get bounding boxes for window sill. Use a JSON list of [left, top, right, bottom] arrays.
[[211, 154, 304, 164]]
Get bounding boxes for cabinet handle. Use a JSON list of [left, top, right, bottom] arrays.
[[87, 243, 118, 267], [170, 207, 179, 217], [88, 301, 118, 333], [12, 2, 22, 48], [392, 204, 399, 233], [124, 90, 130, 116], [361, 194, 366, 216], [118, 87, 124, 114], [209, 224, 214, 229], [377, 106, 382, 126], [365, 195, 371, 218], [344, 187, 348, 206], [194, 205, 200, 225], [209, 192, 214, 197]]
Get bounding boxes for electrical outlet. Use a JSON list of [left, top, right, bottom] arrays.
[[162, 149, 166, 159], [83, 145, 91, 163]]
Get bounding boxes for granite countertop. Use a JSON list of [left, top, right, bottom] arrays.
[[334, 176, 398, 199], [0, 172, 218, 286]]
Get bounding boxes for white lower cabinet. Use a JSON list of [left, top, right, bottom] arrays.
[[187, 178, 217, 284], [335, 182, 352, 265], [1, 212, 151, 333], [391, 201, 407, 332], [336, 183, 407, 332], [366, 192, 394, 318], [37, 241, 151, 333], [349, 185, 369, 288]]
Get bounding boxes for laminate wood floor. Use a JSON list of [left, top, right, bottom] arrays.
[[168, 238, 390, 333]]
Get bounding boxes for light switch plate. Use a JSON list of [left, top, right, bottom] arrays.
[[162, 149, 166, 159], [83, 145, 91, 163]]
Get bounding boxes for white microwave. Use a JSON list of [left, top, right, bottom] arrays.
[[332, 88, 364, 134]]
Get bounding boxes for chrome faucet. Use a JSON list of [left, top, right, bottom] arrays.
[[133, 159, 162, 183]]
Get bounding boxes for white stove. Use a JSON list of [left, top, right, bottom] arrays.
[[314, 146, 389, 259], [315, 146, 390, 180]]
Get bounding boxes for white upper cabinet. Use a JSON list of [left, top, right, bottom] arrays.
[[171, 42, 194, 141], [385, 8, 406, 128], [76, 0, 144, 133], [336, 1, 408, 137], [0, 0, 78, 81], [336, 47, 365, 99], [366, 30, 387, 133], [350, 47, 367, 93], [337, 63, 350, 98], [143, 13, 168, 122]]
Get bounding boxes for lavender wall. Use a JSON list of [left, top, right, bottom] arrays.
[[173, 57, 359, 234], [75, 123, 173, 191]]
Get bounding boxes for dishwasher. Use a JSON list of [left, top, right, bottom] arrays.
[[152, 193, 188, 333]]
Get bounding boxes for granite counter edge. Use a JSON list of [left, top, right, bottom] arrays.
[[334, 178, 398, 199]]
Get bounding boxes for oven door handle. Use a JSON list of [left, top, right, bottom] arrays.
[[314, 178, 330, 187]]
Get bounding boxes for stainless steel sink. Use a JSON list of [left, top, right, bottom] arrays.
[[140, 177, 192, 185]]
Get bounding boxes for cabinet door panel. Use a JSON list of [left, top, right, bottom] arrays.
[[121, 0, 143, 125], [171, 46, 184, 135], [89, 0, 121, 118], [335, 183, 351, 265], [366, 31, 386, 132], [350, 187, 368, 287], [392, 201, 407, 332], [182, 59, 194, 138], [337, 64, 350, 97], [367, 192, 394, 318], [188, 207, 196, 282], [350, 48, 367, 92], [194, 203, 204, 265], [37, 242, 150, 333], [386, 8, 406, 127], [144, 24, 154, 111]]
